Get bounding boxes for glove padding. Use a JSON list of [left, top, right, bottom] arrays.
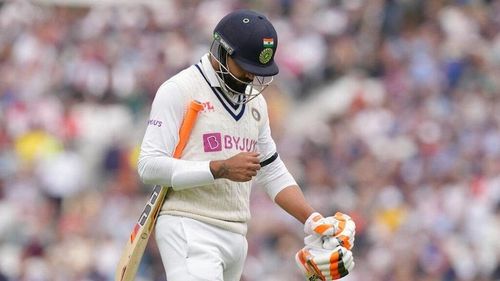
[[324, 213, 355, 250], [304, 212, 356, 250], [295, 245, 355, 281]]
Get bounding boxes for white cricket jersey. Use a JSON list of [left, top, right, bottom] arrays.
[[138, 54, 297, 234]]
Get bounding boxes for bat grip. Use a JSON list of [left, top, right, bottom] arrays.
[[173, 100, 204, 159]]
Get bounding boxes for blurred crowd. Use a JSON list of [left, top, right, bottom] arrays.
[[1, 0, 500, 280]]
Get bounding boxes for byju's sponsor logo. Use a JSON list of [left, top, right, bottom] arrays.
[[148, 119, 162, 127], [203, 133, 222, 152], [203, 133, 257, 152]]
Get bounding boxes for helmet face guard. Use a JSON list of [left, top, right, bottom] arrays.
[[209, 37, 273, 104]]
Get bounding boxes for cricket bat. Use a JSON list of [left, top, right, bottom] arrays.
[[115, 100, 204, 281]]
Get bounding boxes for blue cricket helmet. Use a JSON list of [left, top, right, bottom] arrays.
[[213, 9, 279, 76]]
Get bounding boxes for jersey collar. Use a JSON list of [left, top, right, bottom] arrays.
[[200, 53, 221, 88]]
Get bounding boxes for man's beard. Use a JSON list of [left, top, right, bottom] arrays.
[[217, 52, 252, 98], [221, 72, 251, 95]]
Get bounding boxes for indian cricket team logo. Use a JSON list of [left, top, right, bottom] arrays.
[[260, 38, 274, 64], [251, 107, 261, 121], [259, 48, 273, 64]]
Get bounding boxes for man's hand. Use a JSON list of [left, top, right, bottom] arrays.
[[304, 212, 356, 250], [304, 212, 336, 236], [323, 214, 355, 250], [295, 245, 354, 281], [210, 152, 261, 182]]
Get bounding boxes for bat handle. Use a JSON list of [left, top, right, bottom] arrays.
[[173, 100, 204, 158]]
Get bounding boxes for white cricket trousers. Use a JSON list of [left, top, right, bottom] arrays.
[[155, 215, 248, 281]]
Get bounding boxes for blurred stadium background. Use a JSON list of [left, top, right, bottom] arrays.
[[1, 0, 500, 280]]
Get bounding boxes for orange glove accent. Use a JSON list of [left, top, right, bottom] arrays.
[[305, 212, 356, 250], [305, 212, 335, 236], [295, 245, 355, 281]]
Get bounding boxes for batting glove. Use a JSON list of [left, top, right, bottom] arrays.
[[295, 245, 355, 281], [304, 212, 356, 250], [324, 213, 355, 250]]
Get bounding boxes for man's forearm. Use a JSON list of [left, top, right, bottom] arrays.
[[274, 185, 315, 224], [138, 156, 214, 190]]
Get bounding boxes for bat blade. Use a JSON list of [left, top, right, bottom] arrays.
[[115, 100, 203, 281], [115, 185, 169, 281]]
